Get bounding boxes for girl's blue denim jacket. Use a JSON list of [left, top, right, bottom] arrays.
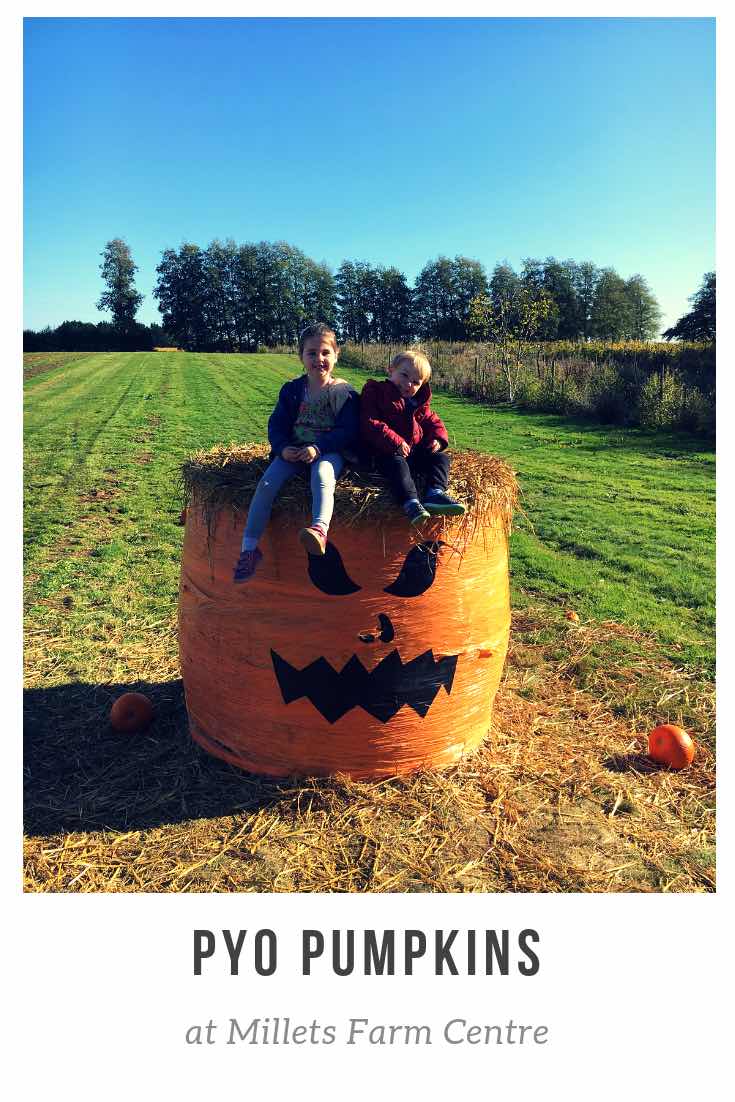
[[267, 376, 360, 458]]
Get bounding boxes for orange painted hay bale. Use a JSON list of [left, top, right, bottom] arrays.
[[179, 444, 516, 779]]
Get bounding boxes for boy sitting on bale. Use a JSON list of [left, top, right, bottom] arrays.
[[360, 349, 465, 525]]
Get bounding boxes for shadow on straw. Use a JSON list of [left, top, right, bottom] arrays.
[[24, 679, 295, 836], [603, 752, 661, 774]]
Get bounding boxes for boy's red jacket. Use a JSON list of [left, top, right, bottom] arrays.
[[359, 379, 449, 456]]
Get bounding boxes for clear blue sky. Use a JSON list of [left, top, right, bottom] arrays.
[[24, 16, 715, 335]]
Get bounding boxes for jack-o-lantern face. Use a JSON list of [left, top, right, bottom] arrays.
[[272, 540, 458, 724], [179, 511, 510, 779]]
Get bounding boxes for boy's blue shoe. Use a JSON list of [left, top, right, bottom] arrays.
[[404, 500, 431, 526], [423, 490, 466, 516]]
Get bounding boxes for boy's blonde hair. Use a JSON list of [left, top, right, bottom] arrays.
[[389, 349, 432, 382]]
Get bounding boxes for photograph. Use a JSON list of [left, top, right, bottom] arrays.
[[23, 14, 715, 896]]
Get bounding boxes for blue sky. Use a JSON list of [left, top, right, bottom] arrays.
[[23, 16, 715, 334]]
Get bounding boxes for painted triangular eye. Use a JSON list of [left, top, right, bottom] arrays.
[[307, 541, 361, 596], [384, 541, 444, 598]]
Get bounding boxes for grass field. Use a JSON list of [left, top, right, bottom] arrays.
[[23, 351, 716, 892]]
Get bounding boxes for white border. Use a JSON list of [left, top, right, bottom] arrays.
[[8, 6, 729, 1099]]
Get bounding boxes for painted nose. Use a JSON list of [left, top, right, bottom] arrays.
[[358, 613, 395, 644]]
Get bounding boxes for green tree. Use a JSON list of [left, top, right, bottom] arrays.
[[96, 238, 144, 334], [625, 273, 662, 339], [252, 242, 335, 345], [573, 261, 600, 340], [252, 241, 284, 346], [468, 282, 552, 401], [302, 258, 337, 334], [543, 259, 582, 338], [412, 257, 453, 339], [413, 256, 488, 340], [484, 262, 520, 335], [521, 258, 560, 338], [663, 272, 715, 341], [231, 243, 261, 349], [375, 267, 412, 342], [203, 238, 240, 350], [335, 260, 378, 342], [244, 241, 299, 346], [490, 262, 521, 306], [590, 268, 632, 340], [153, 243, 209, 350], [452, 257, 489, 340], [467, 292, 493, 342], [499, 287, 553, 400]]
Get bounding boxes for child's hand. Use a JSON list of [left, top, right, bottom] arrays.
[[397, 441, 411, 458], [281, 446, 302, 462], [299, 445, 319, 463], [427, 439, 442, 453]]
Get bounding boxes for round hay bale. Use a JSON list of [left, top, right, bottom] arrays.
[[179, 443, 517, 779]]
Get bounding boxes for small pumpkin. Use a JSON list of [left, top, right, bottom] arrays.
[[110, 692, 154, 733], [565, 610, 580, 623], [648, 723, 695, 770]]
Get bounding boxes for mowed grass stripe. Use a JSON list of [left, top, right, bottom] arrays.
[[23, 351, 121, 395], [24, 354, 166, 555], [175, 355, 280, 438], [24, 352, 153, 445]]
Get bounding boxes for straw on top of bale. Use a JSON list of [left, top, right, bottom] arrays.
[[181, 443, 518, 540]]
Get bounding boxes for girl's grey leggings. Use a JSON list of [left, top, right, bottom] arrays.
[[243, 453, 344, 543]]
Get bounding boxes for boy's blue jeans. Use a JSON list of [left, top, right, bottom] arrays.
[[243, 453, 344, 543]]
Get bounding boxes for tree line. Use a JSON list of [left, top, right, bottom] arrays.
[[23, 238, 715, 353], [152, 241, 666, 349], [23, 318, 170, 353]]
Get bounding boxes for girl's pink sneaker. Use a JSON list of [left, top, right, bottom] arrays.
[[299, 525, 327, 555]]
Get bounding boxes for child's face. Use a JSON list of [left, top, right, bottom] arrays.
[[301, 336, 338, 383], [389, 359, 425, 399]]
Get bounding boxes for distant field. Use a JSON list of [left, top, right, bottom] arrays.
[[23, 352, 715, 892], [23, 350, 101, 380]]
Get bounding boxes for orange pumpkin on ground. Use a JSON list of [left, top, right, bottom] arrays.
[[565, 610, 580, 622], [647, 723, 695, 770], [110, 692, 154, 733]]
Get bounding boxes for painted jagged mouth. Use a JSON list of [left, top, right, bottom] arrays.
[[270, 648, 459, 724]]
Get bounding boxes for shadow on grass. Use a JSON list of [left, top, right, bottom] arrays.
[[24, 679, 295, 836], [472, 407, 715, 457]]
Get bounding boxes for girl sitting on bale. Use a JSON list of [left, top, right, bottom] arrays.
[[233, 323, 359, 582], [360, 349, 465, 525]]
